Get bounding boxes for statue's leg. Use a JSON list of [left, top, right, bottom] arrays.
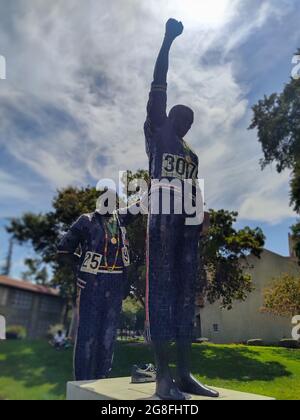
[[74, 274, 123, 381], [174, 225, 219, 398], [152, 340, 185, 400], [93, 273, 124, 379], [146, 214, 185, 400], [73, 289, 85, 381], [175, 340, 219, 397], [74, 279, 101, 381]]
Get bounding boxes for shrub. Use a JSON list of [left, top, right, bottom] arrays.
[[279, 339, 299, 349], [120, 298, 144, 331], [247, 339, 264, 346], [6, 325, 27, 340]]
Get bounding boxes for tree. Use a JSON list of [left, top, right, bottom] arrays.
[[1, 237, 14, 276], [290, 161, 300, 214], [22, 258, 49, 285], [121, 169, 149, 306], [291, 223, 300, 261], [120, 297, 145, 331], [249, 75, 300, 173], [249, 60, 300, 262], [199, 209, 265, 309], [262, 274, 300, 317]]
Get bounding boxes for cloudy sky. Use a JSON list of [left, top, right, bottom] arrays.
[[0, 0, 299, 278]]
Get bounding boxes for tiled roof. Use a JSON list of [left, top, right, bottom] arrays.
[[0, 276, 60, 297]]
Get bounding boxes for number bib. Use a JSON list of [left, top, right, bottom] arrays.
[[161, 153, 198, 180], [121, 246, 130, 267], [120, 226, 130, 267], [80, 252, 103, 275]]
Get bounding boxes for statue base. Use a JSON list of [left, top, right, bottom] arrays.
[[67, 377, 274, 400]]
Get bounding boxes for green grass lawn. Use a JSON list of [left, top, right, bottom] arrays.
[[0, 340, 299, 400]]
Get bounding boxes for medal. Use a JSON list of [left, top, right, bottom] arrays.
[[102, 215, 120, 271], [103, 232, 120, 271]]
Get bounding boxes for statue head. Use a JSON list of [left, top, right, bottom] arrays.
[[168, 105, 194, 138]]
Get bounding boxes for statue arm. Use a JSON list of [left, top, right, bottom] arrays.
[[152, 33, 173, 87], [57, 216, 85, 274], [145, 19, 184, 129]]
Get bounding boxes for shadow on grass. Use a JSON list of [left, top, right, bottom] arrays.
[[112, 342, 292, 382], [190, 345, 291, 381], [0, 340, 72, 399]]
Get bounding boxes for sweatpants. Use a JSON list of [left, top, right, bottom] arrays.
[[74, 272, 124, 380]]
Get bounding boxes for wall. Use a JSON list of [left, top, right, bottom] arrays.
[[199, 250, 299, 344], [0, 285, 65, 338]]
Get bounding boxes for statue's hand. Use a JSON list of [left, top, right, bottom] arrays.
[[165, 18, 184, 40]]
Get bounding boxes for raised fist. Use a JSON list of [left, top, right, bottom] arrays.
[[165, 18, 184, 40]]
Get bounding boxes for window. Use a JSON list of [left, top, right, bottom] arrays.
[[0, 288, 8, 306], [12, 291, 33, 310], [213, 324, 219, 333]]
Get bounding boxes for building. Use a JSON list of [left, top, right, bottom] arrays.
[[198, 245, 300, 344], [0, 276, 66, 339]]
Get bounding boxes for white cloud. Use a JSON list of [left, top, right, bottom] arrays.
[[0, 0, 298, 224], [0, 169, 31, 201], [235, 167, 294, 224]]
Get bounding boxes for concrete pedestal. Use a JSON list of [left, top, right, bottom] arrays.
[[67, 377, 275, 400]]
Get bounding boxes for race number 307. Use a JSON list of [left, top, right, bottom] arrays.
[[161, 153, 198, 180], [80, 252, 103, 275]]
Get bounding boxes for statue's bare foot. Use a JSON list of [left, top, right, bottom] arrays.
[[176, 375, 219, 398]]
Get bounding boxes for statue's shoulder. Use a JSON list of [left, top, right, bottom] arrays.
[[81, 212, 95, 223]]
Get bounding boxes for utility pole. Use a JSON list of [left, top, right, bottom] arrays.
[[1, 237, 14, 276]]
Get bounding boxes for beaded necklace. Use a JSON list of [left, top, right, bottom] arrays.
[[103, 216, 121, 272]]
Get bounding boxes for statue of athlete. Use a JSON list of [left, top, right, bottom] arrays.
[[57, 189, 133, 381], [144, 19, 219, 400]]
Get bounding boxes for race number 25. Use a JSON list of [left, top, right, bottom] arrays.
[[80, 252, 103, 275]]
